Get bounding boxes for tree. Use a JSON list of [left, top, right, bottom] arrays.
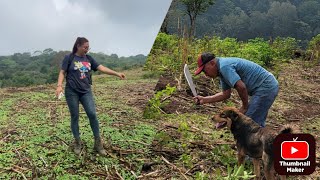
[[43, 48, 54, 55], [297, 1, 320, 35], [160, 0, 180, 34], [267, 2, 298, 37], [249, 11, 272, 38], [180, 0, 215, 38], [222, 8, 250, 40]]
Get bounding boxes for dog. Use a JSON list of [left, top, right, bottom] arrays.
[[212, 107, 298, 180]]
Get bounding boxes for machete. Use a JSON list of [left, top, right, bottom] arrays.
[[184, 64, 198, 97]]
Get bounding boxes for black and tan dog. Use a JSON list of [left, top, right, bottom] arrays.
[[212, 107, 298, 180]]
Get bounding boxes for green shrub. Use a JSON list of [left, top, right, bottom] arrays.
[[143, 85, 176, 119], [272, 37, 299, 60], [306, 34, 320, 62]]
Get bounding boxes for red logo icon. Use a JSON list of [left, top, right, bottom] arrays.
[[281, 139, 309, 160], [274, 134, 316, 175]]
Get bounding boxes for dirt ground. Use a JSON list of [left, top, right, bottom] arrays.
[[152, 60, 320, 178], [153, 61, 320, 130]]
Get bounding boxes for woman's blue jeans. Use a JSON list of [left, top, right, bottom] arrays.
[[65, 86, 100, 139]]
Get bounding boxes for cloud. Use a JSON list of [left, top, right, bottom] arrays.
[[0, 0, 171, 56]]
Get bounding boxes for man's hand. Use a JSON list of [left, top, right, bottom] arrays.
[[193, 96, 205, 105]]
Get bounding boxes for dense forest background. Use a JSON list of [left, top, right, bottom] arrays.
[[0, 49, 146, 88], [163, 0, 320, 47]]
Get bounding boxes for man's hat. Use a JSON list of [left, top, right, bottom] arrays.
[[194, 52, 215, 75]]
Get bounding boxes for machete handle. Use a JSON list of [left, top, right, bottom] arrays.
[[195, 97, 200, 105]]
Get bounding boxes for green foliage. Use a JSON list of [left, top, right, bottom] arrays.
[[143, 85, 176, 119], [150, 33, 179, 54], [210, 145, 237, 166], [307, 34, 320, 62], [180, 0, 215, 37], [178, 120, 191, 139], [222, 164, 256, 180], [213, 37, 241, 57], [272, 37, 299, 59], [145, 33, 181, 73], [147, 33, 320, 75], [225, 100, 235, 107], [240, 38, 273, 66], [147, 34, 296, 75], [154, 131, 173, 147], [179, 153, 193, 168], [165, 0, 319, 44], [195, 171, 209, 180], [0, 73, 158, 179], [141, 71, 162, 79]]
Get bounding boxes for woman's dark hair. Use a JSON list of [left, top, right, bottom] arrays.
[[72, 37, 89, 54]]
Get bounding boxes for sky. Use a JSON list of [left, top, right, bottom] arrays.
[[0, 0, 172, 57]]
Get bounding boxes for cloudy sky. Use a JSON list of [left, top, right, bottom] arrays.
[[0, 0, 172, 57]]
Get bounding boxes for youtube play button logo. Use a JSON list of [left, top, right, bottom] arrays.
[[281, 140, 309, 160], [274, 134, 316, 175]]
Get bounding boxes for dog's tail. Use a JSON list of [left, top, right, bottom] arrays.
[[279, 124, 300, 134]]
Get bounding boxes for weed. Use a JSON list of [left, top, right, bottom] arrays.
[[143, 85, 176, 119], [210, 144, 237, 166], [223, 164, 255, 179]]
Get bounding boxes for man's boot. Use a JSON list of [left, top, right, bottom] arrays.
[[94, 136, 107, 156], [73, 138, 82, 155]]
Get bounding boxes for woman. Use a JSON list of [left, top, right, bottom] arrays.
[[55, 37, 125, 155]]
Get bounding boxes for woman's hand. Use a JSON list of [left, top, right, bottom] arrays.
[[55, 86, 63, 98], [117, 73, 126, 80]]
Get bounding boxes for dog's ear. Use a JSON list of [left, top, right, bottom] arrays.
[[226, 109, 239, 120]]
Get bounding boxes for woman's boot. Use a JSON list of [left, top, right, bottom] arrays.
[[73, 138, 82, 155], [94, 136, 107, 156]]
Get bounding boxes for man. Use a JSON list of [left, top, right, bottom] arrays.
[[194, 52, 279, 127]]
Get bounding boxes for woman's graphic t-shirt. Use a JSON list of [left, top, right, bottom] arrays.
[[61, 54, 100, 93]]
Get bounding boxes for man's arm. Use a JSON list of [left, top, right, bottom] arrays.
[[234, 80, 249, 113], [201, 89, 231, 104]]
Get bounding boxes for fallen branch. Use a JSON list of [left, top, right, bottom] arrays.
[[40, 156, 48, 167], [115, 168, 124, 180], [185, 161, 205, 174], [137, 170, 160, 179], [11, 168, 27, 180], [12, 165, 28, 171], [151, 103, 167, 114], [53, 136, 68, 147], [91, 172, 108, 177], [130, 170, 138, 179], [161, 156, 189, 180], [0, 134, 11, 142], [190, 126, 211, 135]]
